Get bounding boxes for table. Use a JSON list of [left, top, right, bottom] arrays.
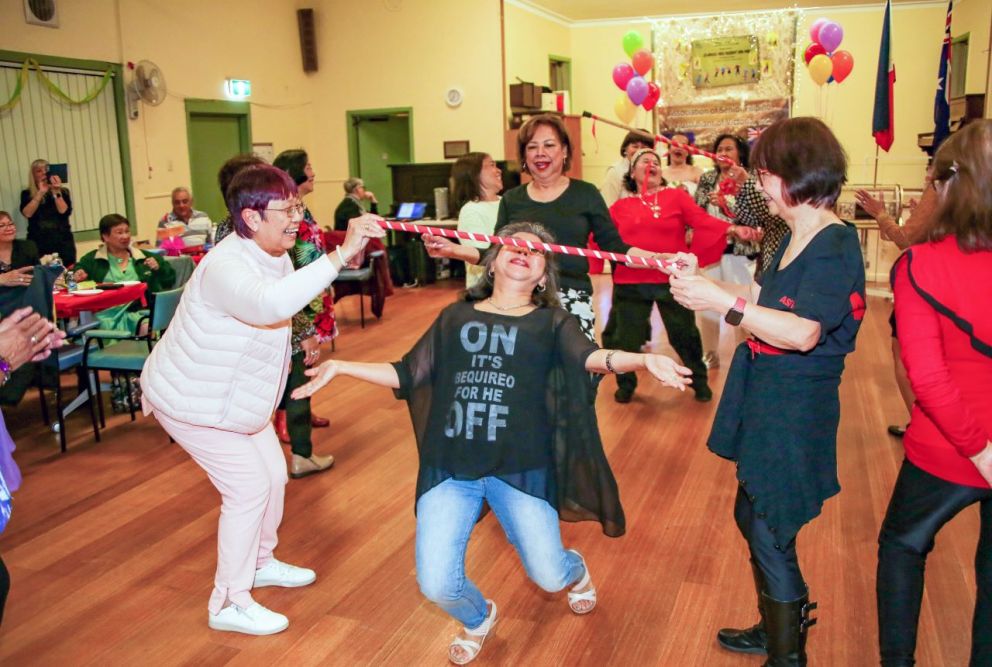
[[53, 283, 148, 320]]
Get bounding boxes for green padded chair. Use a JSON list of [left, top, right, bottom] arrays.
[[82, 285, 184, 428]]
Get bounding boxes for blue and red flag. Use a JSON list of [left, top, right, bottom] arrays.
[[933, 0, 953, 149], [872, 0, 896, 152]]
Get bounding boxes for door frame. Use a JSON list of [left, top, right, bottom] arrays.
[[345, 107, 414, 177], [184, 99, 252, 200]]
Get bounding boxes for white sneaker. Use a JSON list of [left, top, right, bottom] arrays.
[[208, 602, 289, 635], [254, 557, 317, 588]]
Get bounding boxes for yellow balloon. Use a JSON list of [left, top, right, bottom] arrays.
[[807, 54, 833, 86], [615, 93, 636, 124]]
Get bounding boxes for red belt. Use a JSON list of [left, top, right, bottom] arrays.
[[747, 338, 792, 358]]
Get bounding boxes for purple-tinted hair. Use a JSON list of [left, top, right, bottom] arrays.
[[225, 164, 298, 239]]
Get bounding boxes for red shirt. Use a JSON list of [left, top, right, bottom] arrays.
[[609, 188, 730, 285], [894, 237, 992, 489]]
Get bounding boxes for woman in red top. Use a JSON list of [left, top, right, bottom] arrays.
[[877, 120, 992, 667], [607, 149, 755, 403]]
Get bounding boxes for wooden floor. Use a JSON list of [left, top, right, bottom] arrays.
[[0, 277, 980, 666]]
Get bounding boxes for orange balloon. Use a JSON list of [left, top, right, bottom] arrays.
[[807, 54, 832, 86], [831, 50, 854, 83], [631, 49, 654, 77]]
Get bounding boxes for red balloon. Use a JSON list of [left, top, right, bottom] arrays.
[[642, 82, 661, 110], [830, 50, 854, 83], [612, 62, 635, 91], [631, 48, 654, 77], [804, 43, 827, 65]]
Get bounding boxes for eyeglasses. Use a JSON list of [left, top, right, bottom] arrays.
[[264, 202, 305, 217], [0, 223, 15, 230]]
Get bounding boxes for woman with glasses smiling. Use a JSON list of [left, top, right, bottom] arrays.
[[140, 165, 384, 636], [0, 211, 40, 313], [292, 222, 691, 664]]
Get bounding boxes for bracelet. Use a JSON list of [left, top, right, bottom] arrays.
[[604, 349, 617, 374], [0, 355, 11, 387], [335, 245, 347, 266]]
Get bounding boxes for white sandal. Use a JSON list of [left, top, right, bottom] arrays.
[[448, 599, 497, 665], [567, 549, 597, 615]]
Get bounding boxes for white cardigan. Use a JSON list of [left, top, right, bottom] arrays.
[[141, 232, 338, 434]]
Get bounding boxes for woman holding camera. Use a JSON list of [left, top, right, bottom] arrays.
[[20, 159, 76, 266]]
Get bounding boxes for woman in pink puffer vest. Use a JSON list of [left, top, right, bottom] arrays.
[[141, 165, 384, 636]]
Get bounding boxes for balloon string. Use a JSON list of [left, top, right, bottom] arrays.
[[376, 219, 683, 271]]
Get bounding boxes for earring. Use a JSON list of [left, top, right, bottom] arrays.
[[536, 282, 546, 293], [487, 268, 495, 279]]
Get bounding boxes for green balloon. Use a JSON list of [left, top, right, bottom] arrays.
[[622, 31, 644, 58]]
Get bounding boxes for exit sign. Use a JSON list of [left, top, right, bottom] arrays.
[[225, 79, 252, 99]]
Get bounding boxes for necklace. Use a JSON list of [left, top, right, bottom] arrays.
[[639, 190, 662, 219], [113, 253, 128, 264], [487, 297, 533, 311]]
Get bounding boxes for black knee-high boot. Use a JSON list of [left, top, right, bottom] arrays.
[[762, 590, 817, 667], [717, 559, 769, 654]]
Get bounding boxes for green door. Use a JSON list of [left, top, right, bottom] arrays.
[[351, 111, 412, 212], [186, 100, 251, 222]]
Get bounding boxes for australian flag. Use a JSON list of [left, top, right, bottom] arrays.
[[933, 0, 953, 149]]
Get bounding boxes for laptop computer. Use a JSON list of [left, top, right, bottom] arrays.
[[394, 202, 427, 220]]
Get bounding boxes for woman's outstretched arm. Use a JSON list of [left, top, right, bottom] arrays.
[[291, 359, 400, 400]]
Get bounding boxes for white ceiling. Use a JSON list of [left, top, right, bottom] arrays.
[[517, 0, 936, 22]]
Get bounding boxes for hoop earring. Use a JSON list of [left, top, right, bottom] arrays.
[[536, 282, 546, 293], [487, 268, 495, 279]]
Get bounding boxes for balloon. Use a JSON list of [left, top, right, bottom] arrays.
[[642, 81, 661, 110], [804, 42, 827, 65], [614, 93, 636, 123], [807, 54, 833, 86], [622, 31, 644, 58], [809, 18, 829, 44], [612, 62, 635, 91], [632, 48, 654, 76], [818, 21, 844, 52], [626, 76, 649, 106], [830, 50, 854, 83]]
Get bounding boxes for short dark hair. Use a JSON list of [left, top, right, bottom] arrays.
[[464, 222, 561, 308], [930, 119, 992, 251], [98, 213, 130, 239], [712, 133, 750, 169], [225, 165, 298, 239], [751, 117, 847, 208], [450, 152, 490, 213], [620, 129, 655, 157], [273, 149, 309, 186], [218, 153, 267, 199], [517, 114, 572, 174], [623, 149, 667, 193]]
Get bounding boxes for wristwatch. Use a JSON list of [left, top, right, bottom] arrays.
[[724, 297, 747, 326]]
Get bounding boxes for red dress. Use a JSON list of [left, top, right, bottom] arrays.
[[609, 188, 730, 284], [893, 237, 992, 489]]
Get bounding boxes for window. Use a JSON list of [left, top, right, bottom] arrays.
[[950, 34, 968, 99], [0, 58, 129, 236], [549, 56, 571, 94]]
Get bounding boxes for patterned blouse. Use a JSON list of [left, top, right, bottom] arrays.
[[290, 208, 337, 351]]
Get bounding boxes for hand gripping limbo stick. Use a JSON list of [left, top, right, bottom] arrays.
[[375, 219, 684, 272], [581, 111, 734, 166]]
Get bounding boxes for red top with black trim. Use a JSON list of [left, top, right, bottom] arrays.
[[894, 237, 992, 489], [609, 188, 730, 285]]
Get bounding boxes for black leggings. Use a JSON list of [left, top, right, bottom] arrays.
[[0, 554, 9, 627], [277, 350, 314, 459], [877, 459, 992, 667], [734, 488, 807, 601]]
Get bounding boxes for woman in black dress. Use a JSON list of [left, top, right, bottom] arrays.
[[20, 159, 75, 266], [670, 117, 866, 666]]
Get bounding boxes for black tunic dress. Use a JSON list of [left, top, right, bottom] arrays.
[[707, 223, 866, 544]]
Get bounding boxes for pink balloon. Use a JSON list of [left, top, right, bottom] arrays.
[[626, 76, 649, 106], [612, 63, 635, 91], [809, 18, 829, 44], [818, 21, 844, 52]]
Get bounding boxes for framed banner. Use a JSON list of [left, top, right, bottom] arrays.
[[691, 36, 760, 89]]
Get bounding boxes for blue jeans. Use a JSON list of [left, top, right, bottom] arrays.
[[415, 476, 586, 629]]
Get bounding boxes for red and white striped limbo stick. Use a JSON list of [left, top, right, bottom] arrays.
[[581, 111, 734, 166], [376, 219, 683, 271]]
